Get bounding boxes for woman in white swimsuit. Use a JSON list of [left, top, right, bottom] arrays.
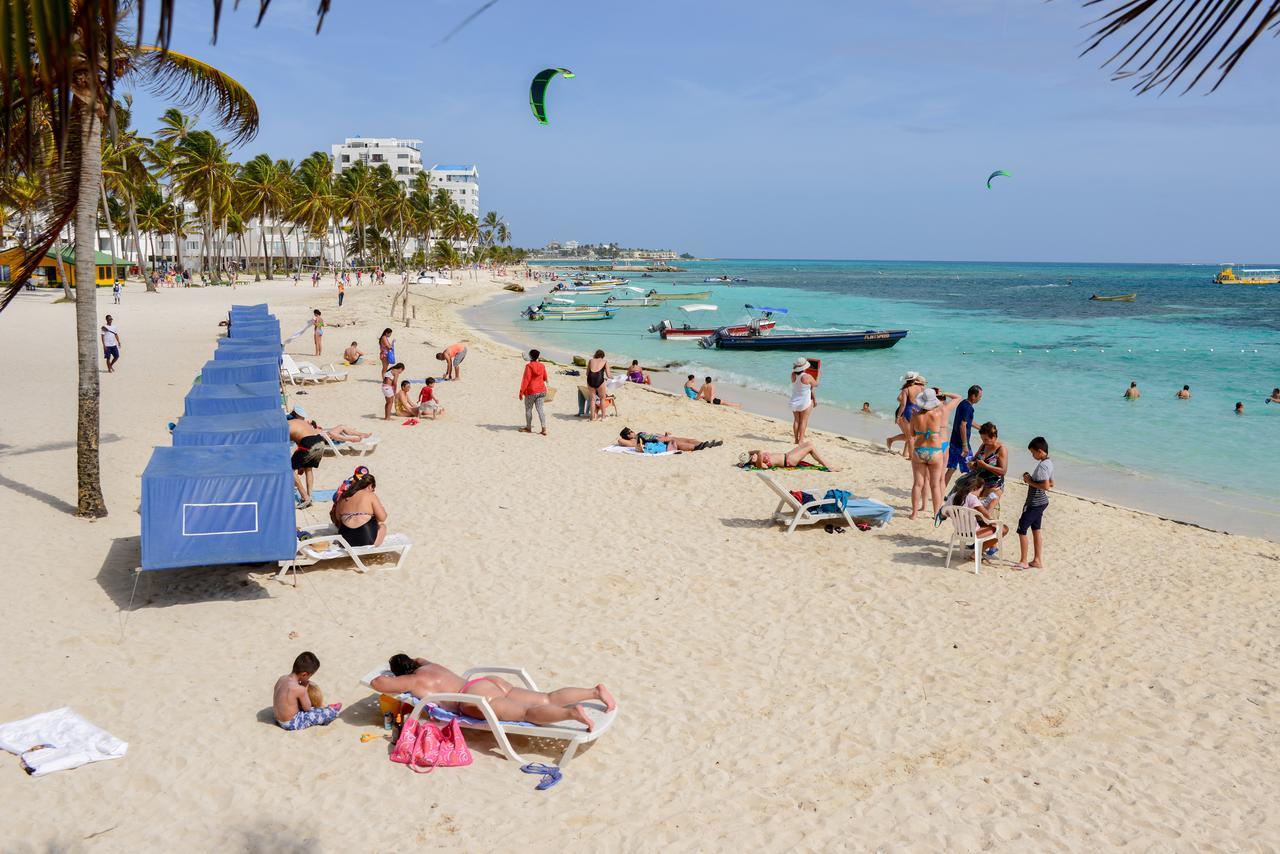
[[789, 358, 817, 443]]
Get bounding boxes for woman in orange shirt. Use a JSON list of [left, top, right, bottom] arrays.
[[518, 348, 548, 435]]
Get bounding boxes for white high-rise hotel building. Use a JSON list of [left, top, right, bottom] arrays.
[[330, 137, 479, 216]]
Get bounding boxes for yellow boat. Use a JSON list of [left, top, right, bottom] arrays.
[[1214, 265, 1280, 285]]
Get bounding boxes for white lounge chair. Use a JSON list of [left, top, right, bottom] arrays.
[[757, 472, 856, 533], [360, 666, 618, 766], [318, 431, 380, 457], [276, 523, 412, 583], [941, 504, 1006, 574], [281, 354, 348, 385]]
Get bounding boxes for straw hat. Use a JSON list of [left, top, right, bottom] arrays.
[[901, 370, 924, 384], [914, 387, 941, 410], [793, 358, 810, 371]]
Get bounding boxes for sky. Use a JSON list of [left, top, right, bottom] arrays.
[[124, 0, 1280, 263]]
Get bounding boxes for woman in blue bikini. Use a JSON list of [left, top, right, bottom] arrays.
[[908, 387, 962, 520]]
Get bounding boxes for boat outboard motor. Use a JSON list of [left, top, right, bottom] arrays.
[[648, 319, 672, 335]]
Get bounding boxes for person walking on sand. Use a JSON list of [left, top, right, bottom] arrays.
[[945, 385, 983, 485], [908, 387, 963, 520], [519, 348, 548, 435], [100, 315, 122, 373], [112, 279, 122, 304], [378, 328, 396, 376], [886, 372, 925, 459], [312, 309, 325, 357], [1124, 381, 1140, 400], [337, 279, 345, 307], [789, 358, 817, 443], [1015, 436, 1054, 570], [436, 342, 467, 380], [585, 349, 610, 421]]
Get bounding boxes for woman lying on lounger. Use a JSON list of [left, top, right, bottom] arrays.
[[739, 441, 837, 471], [617, 427, 722, 452], [370, 654, 616, 731]]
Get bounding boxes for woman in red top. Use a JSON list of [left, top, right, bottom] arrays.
[[518, 349, 549, 435]]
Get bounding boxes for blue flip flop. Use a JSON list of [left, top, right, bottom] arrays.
[[520, 763, 562, 791]]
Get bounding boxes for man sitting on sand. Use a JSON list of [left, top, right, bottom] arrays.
[[273, 651, 341, 731], [617, 427, 722, 452], [697, 376, 742, 408], [370, 654, 615, 731], [740, 441, 836, 471], [436, 342, 467, 380], [343, 341, 363, 365]]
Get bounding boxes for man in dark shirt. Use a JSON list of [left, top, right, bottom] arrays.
[[945, 385, 983, 485]]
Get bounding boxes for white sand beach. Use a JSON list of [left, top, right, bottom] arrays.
[[0, 275, 1276, 851]]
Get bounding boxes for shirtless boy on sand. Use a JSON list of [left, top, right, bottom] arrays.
[[273, 651, 342, 731], [370, 654, 615, 730]]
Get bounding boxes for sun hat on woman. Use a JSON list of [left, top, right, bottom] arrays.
[[793, 358, 810, 371], [901, 370, 923, 384], [914, 387, 941, 410]]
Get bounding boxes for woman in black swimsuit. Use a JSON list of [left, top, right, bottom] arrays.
[[585, 349, 610, 422], [330, 469, 387, 547]]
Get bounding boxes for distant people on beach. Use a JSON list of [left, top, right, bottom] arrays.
[[1016, 436, 1054, 570], [789, 358, 817, 443], [343, 342, 363, 365], [908, 387, 962, 520], [586, 350, 611, 422], [1176, 385, 1191, 399], [417, 377, 443, 419], [945, 385, 983, 485], [312, 309, 325, 356], [1124, 381, 1140, 400], [617, 428, 721, 453], [518, 349, 548, 435], [740, 441, 836, 471], [100, 315, 121, 373], [337, 280, 345, 306], [887, 372, 925, 459], [437, 342, 467, 380], [273, 651, 340, 731], [331, 467, 387, 547], [112, 280, 122, 304], [698, 377, 741, 408], [627, 360, 651, 385]]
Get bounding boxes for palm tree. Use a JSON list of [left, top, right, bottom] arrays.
[[0, 22, 258, 516], [335, 161, 379, 268], [235, 153, 289, 278], [152, 108, 199, 271], [174, 130, 234, 283], [480, 210, 505, 249], [290, 153, 336, 272], [1080, 1, 1280, 94], [429, 239, 461, 270]]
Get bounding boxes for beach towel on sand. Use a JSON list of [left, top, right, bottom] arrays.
[[741, 461, 829, 472], [600, 445, 679, 457], [0, 707, 127, 776]]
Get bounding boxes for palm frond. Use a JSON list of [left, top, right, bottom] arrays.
[[134, 46, 257, 144], [1081, 0, 1280, 93]]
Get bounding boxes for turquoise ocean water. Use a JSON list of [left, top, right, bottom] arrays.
[[469, 260, 1280, 531]]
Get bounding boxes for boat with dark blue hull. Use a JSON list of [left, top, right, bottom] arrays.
[[699, 328, 908, 350]]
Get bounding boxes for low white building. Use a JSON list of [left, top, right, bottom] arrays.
[[331, 137, 424, 186], [430, 164, 479, 217]]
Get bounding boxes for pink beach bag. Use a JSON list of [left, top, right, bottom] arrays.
[[390, 713, 473, 773]]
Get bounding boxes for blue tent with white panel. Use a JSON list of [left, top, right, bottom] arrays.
[[213, 344, 281, 362], [184, 381, 282, 416], [140, 444, 295, 570], [229, 321, 280, 339], [171, 409, 290, 447]]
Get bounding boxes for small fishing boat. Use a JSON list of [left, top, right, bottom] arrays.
[[574, 276, 628, 287], [1089, 293, 1136, 302], [525, 307, 618, 321], [699, 328, 908, 351], [647, 290, 711, 301], [603, 295, 659, 307], [649, 304, 778, 340], [553, 283, 614, 294], [703, 276, 732, 283]]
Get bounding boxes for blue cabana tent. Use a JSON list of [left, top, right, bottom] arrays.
[[140, 444, 295, 570], [184, 381, 282, 416], [230, 321, 280, 339], [172, 409, 289, 446], [213, 344, 281, 362], [230, 303, 269, 315], [201, 357, 281, 385]]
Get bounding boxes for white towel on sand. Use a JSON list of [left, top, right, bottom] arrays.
[[0, 707, 128, 776], [600, 445, 679, 457]]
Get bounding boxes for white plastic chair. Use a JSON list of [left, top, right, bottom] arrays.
[[941, 504, 1005, 574], [360, 666, 618, 766], [318, 432, 380, 457], [276, 523, 411, 584], [281, 354, 348, 385]]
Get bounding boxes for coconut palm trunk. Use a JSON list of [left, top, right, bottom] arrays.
[[75, 110, 107, 517]]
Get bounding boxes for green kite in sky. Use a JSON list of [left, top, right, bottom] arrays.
[[986, 170, 1012, 189], [530, 68, 574, 125]]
